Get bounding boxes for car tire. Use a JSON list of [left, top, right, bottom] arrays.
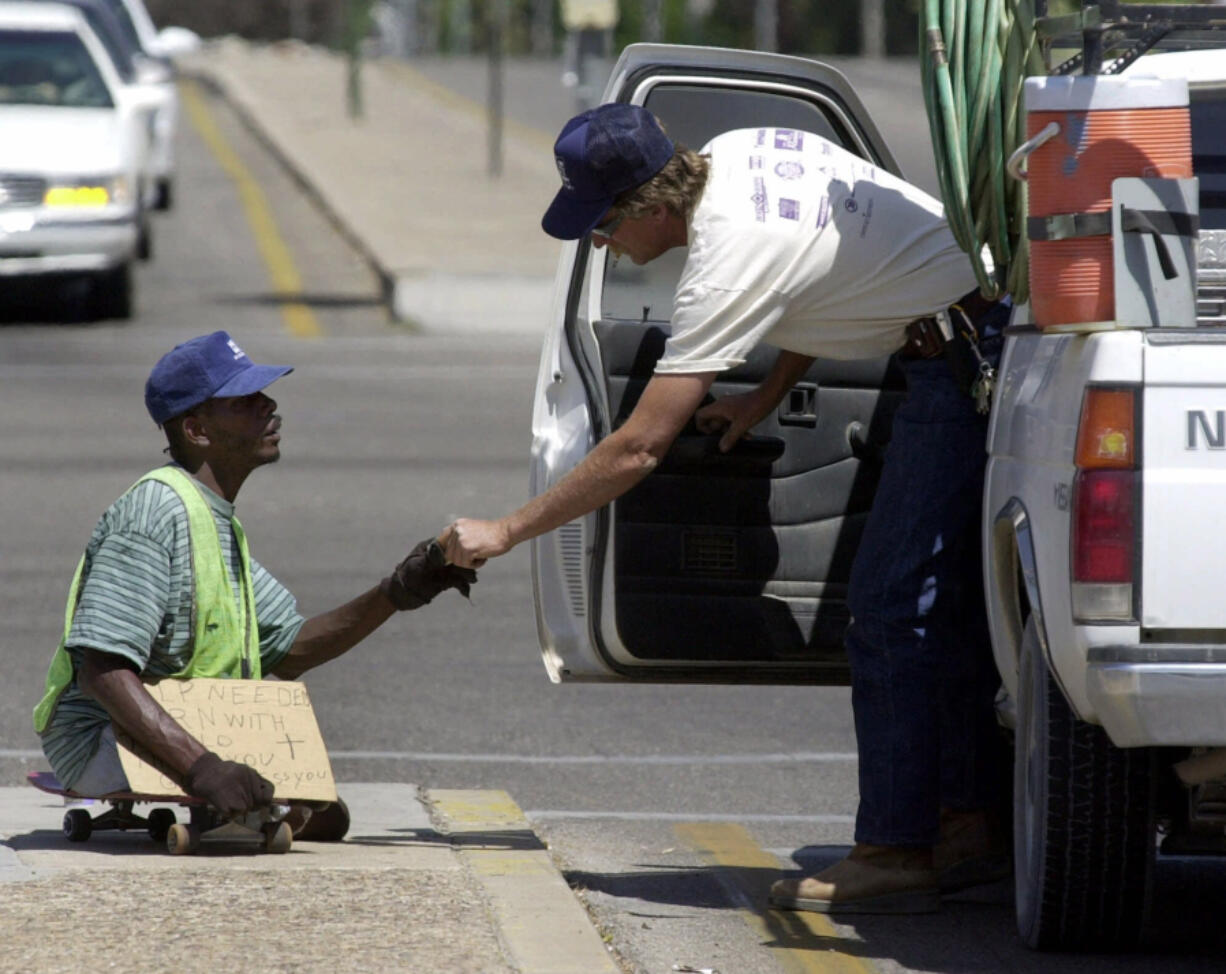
[[92, 263, 134, 321], [155, 177, 173, 212], [137, 215, 153, 262], [1013, 617, 1155, 950]]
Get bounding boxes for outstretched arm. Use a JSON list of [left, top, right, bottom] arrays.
[[271, 585, 395, 679], [442, 371, 718, 568], [273, 540, 477, 679]]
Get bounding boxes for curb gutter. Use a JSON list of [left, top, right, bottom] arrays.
[[429, 789, 622, 974]]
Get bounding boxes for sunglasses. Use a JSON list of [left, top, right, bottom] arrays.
[[590, 212, 624, 241]]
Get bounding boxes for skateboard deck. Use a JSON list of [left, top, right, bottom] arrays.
[[27, 770, 293, 854]]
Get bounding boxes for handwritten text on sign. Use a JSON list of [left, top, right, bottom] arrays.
[[116, 678, 338, 803]]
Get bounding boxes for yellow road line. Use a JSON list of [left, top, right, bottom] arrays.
[[179, 78, 321, 339], [676, 822, 879, 974]]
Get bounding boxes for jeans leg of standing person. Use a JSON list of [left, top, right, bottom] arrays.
[[937, 306, 1011, 818], [844, 346, 999, 848]]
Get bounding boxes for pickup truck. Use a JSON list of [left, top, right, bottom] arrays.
[[527, 32, 1226, 953], [984, 44, 1226, 949]]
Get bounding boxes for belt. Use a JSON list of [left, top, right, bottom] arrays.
[[900, 288, 1000, 360]]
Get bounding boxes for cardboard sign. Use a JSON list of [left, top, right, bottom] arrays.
[[115, 678, 338, 803]]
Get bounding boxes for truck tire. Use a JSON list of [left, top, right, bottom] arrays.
[[1014, 618, 1155, 950]]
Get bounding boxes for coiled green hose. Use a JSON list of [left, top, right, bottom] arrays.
[[920, 0, 1044, 301]]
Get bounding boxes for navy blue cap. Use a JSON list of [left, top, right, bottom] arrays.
[[145, 331, 292, 426], [541, 103, 674, 240]]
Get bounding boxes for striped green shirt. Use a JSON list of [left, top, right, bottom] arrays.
[[40, 466, 305, 790]]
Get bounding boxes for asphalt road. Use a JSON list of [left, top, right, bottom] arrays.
[[4, 57, 1226, 974]]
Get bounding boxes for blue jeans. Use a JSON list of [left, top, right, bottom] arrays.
[[844, 304, 1008, 847]]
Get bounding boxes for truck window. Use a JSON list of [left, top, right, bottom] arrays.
[[1191, 88, 1225, 230]]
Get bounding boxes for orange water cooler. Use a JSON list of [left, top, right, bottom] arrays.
[[1017, 75, 1192, 329]]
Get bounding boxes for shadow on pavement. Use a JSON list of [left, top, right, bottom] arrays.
[[566, 864, 734, 911], [215, 291, 384, 310], [6, 828, 276, 858], [0, 276, 104, 325], [347, 826, 547, 852], [565, 843, 1226, 972]]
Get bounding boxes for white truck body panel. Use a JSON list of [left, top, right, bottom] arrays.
[[1141, 339, 1226, 628], [985, 328, 1143, 722]]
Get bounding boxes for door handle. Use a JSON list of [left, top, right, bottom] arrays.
[[778, 382, 818, 426]]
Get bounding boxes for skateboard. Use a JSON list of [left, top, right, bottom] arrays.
[[27, 771, 294, 855]]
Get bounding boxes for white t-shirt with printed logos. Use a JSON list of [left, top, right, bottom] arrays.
[[654, 127, 984, 373]]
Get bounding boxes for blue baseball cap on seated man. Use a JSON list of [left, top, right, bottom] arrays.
[[541, 103, 675, 240], [145, 331, 293, 426]]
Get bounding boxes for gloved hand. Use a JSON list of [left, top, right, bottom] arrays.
[[183, 751, 275, 818], [381, 537, 478, 610]]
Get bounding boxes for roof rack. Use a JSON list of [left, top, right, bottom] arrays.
[[1036, 1, 1226, 75]]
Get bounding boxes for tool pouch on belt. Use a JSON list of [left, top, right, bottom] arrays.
[[944, 305, 997, 414], [902, 302, 998, 414]]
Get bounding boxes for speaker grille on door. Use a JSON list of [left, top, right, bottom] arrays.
[[683, 530, 737, 574], [558, 522, 586, 616]]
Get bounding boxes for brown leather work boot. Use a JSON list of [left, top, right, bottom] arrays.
[[934, 808, 1011, 894], [768, 844, 940, 915]]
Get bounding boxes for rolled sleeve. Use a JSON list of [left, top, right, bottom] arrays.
[[65, 530, 172, 672]]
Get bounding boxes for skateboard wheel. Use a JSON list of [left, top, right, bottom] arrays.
[[263, 820, 292, 854], [166, 823, 199, 855], [63, 808, 92, 842], [147, 808, 176, 843]]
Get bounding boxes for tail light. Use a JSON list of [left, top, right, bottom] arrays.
[[1071, 386, 1138, 622]]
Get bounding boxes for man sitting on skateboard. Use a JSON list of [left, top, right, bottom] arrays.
[[33, 331, 474, 836]]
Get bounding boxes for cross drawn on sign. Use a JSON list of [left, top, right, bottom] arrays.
[[115, 678, 338, 803], [277, 732, 306, 761]]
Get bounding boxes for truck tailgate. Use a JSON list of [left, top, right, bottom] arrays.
[[1143, 336, 1226, 628]]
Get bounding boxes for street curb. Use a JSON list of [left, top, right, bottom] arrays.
[[429, 789, 622, 974]]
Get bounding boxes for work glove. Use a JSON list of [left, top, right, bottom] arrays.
[[381, 537, 478, 610], [183, 752, 275, 818]]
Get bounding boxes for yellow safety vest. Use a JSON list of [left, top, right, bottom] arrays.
[[33, 466, 259, 733]]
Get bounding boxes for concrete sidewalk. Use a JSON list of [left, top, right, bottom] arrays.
[[180, 38, 567, 332], [0, 782, 619, 973]]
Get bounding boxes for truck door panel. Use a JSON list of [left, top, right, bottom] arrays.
[[555, 45, 908, 681], [595, 318, 903, 671]]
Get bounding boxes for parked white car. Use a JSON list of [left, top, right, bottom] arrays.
[[0, 2, 159, 317], [94, 0, 194, 209], [110, 0, 198, 61], [28, 0, 176, 212]]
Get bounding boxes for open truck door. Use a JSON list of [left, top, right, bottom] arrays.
[[530, 43, 909, 684]]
